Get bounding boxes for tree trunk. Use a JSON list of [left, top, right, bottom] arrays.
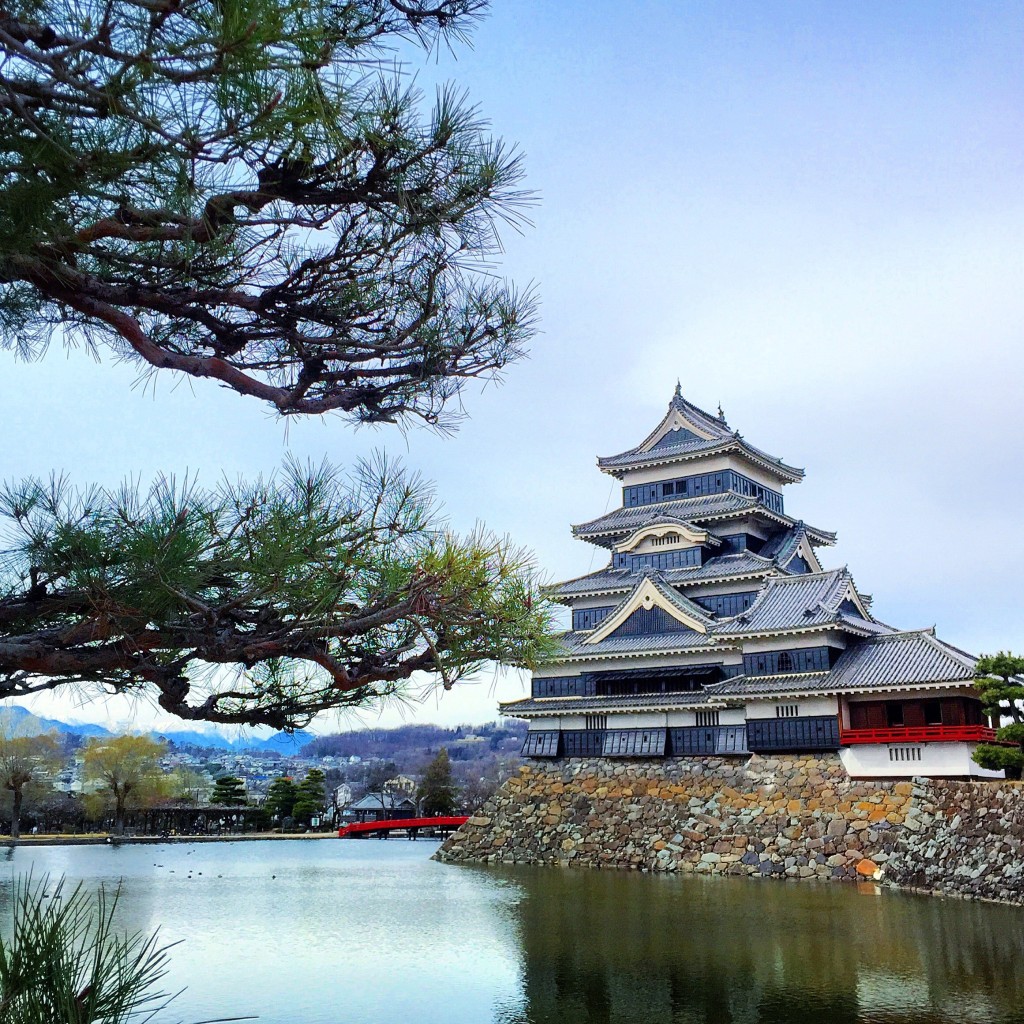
[[11, 787, 22, 841], [114, 794, 126, 837]]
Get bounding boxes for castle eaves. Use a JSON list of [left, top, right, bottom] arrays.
[[572, 494, 836, 548]]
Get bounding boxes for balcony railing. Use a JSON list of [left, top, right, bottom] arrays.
[[840, 725, 998, 746]]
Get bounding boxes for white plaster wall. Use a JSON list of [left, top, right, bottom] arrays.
[[840, 743, 1004, 779], [526, 717, 559, 731], [602, 712, 668, 729], [745, 696, 839, 719], [719, 707, 747, 724], [565, 596, 620, 612], [557, 715, 588, 729]]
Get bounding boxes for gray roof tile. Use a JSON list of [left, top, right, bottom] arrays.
[[598, 435, 804, 480], [499, 691, 718, 716], [572, 495, 836, 547], [706, 672, 834, 697], [826, 630, 977, 689], [595, 389, 803, 479], [547, 551, 779, 599], [706, 631, 979, 698], [710, 569, 875, 636], [557, 629, 723, 659]]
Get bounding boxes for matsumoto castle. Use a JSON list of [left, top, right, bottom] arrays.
[[503, 385, 1000, 779]]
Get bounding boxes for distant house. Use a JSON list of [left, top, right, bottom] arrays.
[[383, 775, 417, 796], [347, 793, 418, 823]]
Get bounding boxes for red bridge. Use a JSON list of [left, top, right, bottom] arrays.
[[337, 816, 468, 838]]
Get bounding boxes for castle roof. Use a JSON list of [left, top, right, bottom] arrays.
[[596, 385, 804, 481], [555, 628, 726, 661], [710, 568, 884, 639], [499, 690, 719, 717], [546, 526, 821, 602], [572, 494, 837, 548], [706, 630, 977, 699], [826, 629, 977, 688]]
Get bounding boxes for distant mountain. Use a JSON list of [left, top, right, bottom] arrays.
[[244, 730, 315, 752], [152, 729, 236, 750], [153, 729, 315, 752], [0, 705, 114, 739], [0, 704, 309, 752]]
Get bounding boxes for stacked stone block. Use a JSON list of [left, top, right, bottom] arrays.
[[436, 754, 1024, 904]]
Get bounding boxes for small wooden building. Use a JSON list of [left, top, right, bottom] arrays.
[[346, 793, 418, 823]]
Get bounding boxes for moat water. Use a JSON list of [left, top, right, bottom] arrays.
[[2, 839, 1024, 1024]]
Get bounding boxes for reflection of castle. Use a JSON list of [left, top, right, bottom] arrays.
[[504, 386, 1000, 778], [508, 868, 1019, 1023]]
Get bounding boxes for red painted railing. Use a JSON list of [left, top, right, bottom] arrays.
[[840, 725, 998, 746], [337, 815, 468, 838]]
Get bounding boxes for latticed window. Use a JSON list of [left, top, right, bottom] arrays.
[[775, 704, 799, 718], [695, 709, 720, 727], [585, 714, 608, 731]]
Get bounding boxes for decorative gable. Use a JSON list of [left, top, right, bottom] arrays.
[[609, 605, 692, 638], [615, 521, 709, 553], [586, 577, 710, 644]]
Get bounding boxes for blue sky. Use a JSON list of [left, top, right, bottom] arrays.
[[4, 1, 1023, 736]]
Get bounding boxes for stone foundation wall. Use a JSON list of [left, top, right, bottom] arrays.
[[436, 755, 1024, 903], [885, 778, 1024, 903]]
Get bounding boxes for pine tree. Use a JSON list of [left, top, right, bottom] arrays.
[[0, 460, 554, 728], [264, 777, 298, 822], [418, 748, 457, 816], [971, 652, 1024, 779], [210, 776, 248, 807], [0, 0, 556, 730], [0, 0, 536, 425], [292, 770, 326, 826]]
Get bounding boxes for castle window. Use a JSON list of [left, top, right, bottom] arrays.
[[775, 704, 799, 718], [777, 652, 793, 672], [585, 714, 608, 731], [888, 746, 922, 762], [886, 703, 905, 727], [696, 709, 720, 727]]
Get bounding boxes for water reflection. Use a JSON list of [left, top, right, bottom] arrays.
[[496, 867, 1024, 1024], [1, 842, 1023, 1024]]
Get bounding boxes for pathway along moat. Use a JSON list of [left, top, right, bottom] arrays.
[[2, 839, 1024, 1024]]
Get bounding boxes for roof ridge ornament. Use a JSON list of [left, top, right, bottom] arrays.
[[674, 380, 682, 399]]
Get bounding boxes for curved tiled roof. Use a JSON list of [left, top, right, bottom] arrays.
[[706, 672, 834, 697], [704, 630, 979, 699], [826, 630, 977, 688], [556, 629, 725, 659], [499, 691, 719, 716], [545, 550, 779, 600], [595, 387, 804, 481], [572, 495, 837, 548], [711, 568, 877, 637], [598, 435, 805, 481]]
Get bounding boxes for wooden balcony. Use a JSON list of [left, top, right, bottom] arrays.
[[840, 725, 998, 746]]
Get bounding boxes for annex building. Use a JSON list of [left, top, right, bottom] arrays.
[[502, 385, 1001, 778]]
